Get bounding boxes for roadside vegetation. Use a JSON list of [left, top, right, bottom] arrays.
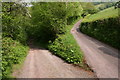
[[2, 38, 29, 78], [80, 4, 120, 49], [48, 19, 84, 65], [29, 2, 86, 67], [2, 1, 119, 78], [2, 2, 85, 78], [2, 2, 30, 78]]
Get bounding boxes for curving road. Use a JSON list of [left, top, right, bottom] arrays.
[[71, 20, 119, 79], [13, 20, 119, 79]]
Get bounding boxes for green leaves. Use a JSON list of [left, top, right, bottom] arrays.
[[2, 2, 29, 45], [29, 2, 82, 42], [2, 3, 29, 76], [2, 2, 84, 78], [2, 37, 29, 78], [80, 17, 120, 49], [29, 3, 67, 42], [48, 25, 83, 64]]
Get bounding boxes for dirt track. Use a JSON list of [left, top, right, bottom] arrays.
[[13, 20, 119, 79], [13, 45, 95, 78], [71, 20, 119, 78]]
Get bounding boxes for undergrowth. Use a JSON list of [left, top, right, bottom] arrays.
[[80, 17, 120, 49], [2, 37, 29, 78], [48, 19, 91, 70]]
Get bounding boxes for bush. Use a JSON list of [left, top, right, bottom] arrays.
[[2, 37, 29, 78], [29, 3, 82, 43], [48, 24, 83, 65], [2, 2, 29, 45], [29, 3, 67, 43], [2, 2, 30, 78], [80, 17, 120, 49]]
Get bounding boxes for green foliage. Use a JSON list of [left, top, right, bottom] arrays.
[[29, 2, 82, 42], [29, 3, 67, 42], [2, 37, 29, 78], [80, 17, 120, 49], [2, 2, 29, 44], [2, 2, 30, 78], [94, 2, 115, 10], [114, 1, 120, 9], [48, 35, 83, 64], [48, 20, 83, 65], [83, 7, 119, 22], [29, 2, 84, 65], [66, 3, 82, 24], [1, 2, 85, 78], [80, 2, 99, 18]]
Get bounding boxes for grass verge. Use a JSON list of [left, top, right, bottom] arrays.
[[48, 18, 92, 71]]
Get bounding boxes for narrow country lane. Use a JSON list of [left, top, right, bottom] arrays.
[[13, 45, 96, 78], [71, 20, 119, 79]]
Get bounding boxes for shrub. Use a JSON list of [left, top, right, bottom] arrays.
[[2, 37, 29, 78], [48, 24, 83, 65], [80, 17, 120, 49], [2, 2, 29, 45]]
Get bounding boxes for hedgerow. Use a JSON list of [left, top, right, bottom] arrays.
[[2, 2, 29, 78], [80, 17, 120, 49]]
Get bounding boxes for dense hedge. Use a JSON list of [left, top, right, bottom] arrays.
[[2, 2, 29, 78], [2, 37, 28, 78], [80, 17, 120, 49]]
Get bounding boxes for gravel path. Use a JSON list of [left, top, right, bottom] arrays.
[[13, 45, 96, 78], [71, 20, 119, 79]]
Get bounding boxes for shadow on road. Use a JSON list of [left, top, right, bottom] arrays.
[[76, 28, 103, 46], [98, 47, 119, 59], [28, 40, 46, 50], [76, 27, 80, 33], [76, 28, 119, 59]]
